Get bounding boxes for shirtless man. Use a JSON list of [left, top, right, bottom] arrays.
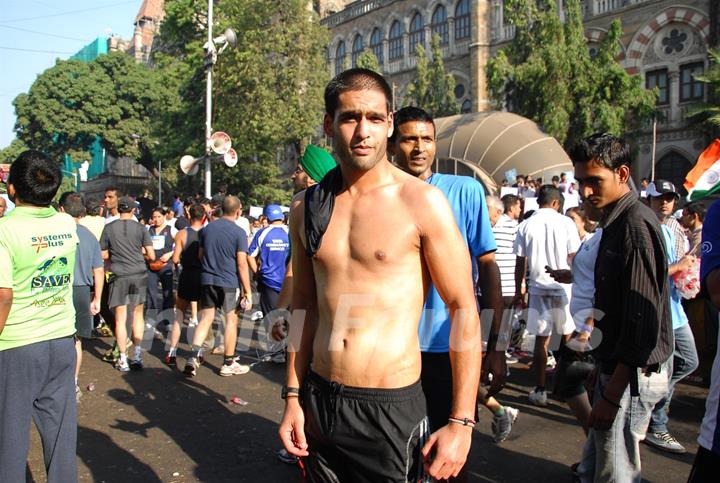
[[278, 68, 481, 481]]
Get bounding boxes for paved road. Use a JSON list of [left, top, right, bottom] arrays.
[[26, 319, 706, 482]]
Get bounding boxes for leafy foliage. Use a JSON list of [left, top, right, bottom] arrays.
[[486, 0, 655, 148], [0, 139, 28, 164], [405, 35, 458, 117], [356, 49, 381, 73]]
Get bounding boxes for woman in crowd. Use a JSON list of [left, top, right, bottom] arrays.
[[146, 207, 177, 330]]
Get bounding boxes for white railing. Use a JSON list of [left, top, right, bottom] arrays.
[[321, 0, 394, 28], [585, 0, 652, 18]]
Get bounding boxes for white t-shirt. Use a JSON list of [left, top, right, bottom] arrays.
[[513, 208, 581, 295], [236, 216, 250, 236], [492, 214, 518, 297], [569, 229, 602, 316]]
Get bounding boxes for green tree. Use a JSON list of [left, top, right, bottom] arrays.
[[487, 0, 655, 148], [13, 51, 173, 175], [687, 48, 720, 131], [405, 35, 458, 117], [156, 0, 329, 205], [0, 139, 29, 164], [356, 49, 381, 73]]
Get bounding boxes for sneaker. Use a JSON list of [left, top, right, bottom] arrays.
[[492, 407, 519, 443], [184, 356, 201, 377], [644, 431, 687, 454], [164, 353, 177, 367], [115, 358, 130, 372], [102, 343, 120, 363], [276, 448, 298, 464], [528, 389, 547, 407], [219, 360, 251, 376], [505, 351, 519, 364], [129, 358, 143, 371], [546, 352, 557, 368]]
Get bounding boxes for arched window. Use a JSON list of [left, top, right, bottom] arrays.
[[431, 5, 448, 45], [656, 151, 692, 196], [370, 28, 383, 64], [461, 99, 472, 113], [455, 0, 470, 40], [409, 13, 425, 54], [351, 34, 364, 68], [389, 21, 404, 60], [335, 41, 346, 75]]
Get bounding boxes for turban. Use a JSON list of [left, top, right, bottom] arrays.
[[301, 145, 336, 183]]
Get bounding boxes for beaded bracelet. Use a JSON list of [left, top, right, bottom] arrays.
[[448, 416, 477, 427]]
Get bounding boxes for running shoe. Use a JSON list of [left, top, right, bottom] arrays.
[[129, 358, 143, 371], [546, 351, 557, 368], [115, 358, 130, 372], [102, 343, 120, 363], [276, 448, 299, 464], [528, 389, 548, 407], [505, 351, 519, 364], [492, 407, 519, 443], [184, 356, 200, 377], [219, 361, 251, 376], [643, 431, 687, 454], [96, 321, 114, 337], [164, 353, 177, 367]]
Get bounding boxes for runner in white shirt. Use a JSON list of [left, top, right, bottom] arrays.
[[514, 185, 581, 406]]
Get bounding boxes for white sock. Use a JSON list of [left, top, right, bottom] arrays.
[[119, 353, 128, 362], [169, 347, 177, 357], [134, 345, 142, 359]]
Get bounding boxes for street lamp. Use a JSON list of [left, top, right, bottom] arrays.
[[202, 2, 237, 198]]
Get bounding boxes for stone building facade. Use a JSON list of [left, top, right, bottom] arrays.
[[320, 0, 717, 190]]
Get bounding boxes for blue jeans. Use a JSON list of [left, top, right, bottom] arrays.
[[578, 367, 668, 483], [648, 323, 699, 433]]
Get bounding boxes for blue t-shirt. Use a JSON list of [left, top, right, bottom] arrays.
[[419, 173, 497, 352], [73, 224, 103, 287], [200, 218, 248, 288], [701, 200, 720, 295], [248, 224, 290, 292], [661, 225, 688, 330]]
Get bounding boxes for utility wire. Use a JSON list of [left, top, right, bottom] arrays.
[[0, 24, 90, 42], [0, 0, 137, 23], [0, 46, 75, 54]]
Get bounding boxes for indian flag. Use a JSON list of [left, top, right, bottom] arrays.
[[685, 139, 720, 201]]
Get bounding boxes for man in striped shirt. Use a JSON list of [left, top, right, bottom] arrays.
[[494, 195, 521, 301]]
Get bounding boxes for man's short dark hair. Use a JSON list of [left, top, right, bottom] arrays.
[[537, 184, 562, 207], [105, 186, 120, 195], [188, 203, 206, 221], [8, 150, 62, 207], [685, 201, 706, 222], [390, 106, 435, 144], [57, 191, 76, 207], [61, 193, 85, 218], [501, 194, 520, 213], [568, 133, 632, 170], [324, 68, 392, 117], [151, 206, 167, 217], [85, 196, 102, 216], [551, 175, 560, 183]]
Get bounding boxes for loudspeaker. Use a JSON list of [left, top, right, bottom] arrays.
[[180, 154, 200, 176], [209, 131, 232, 155], [224, 149, 238, 168]]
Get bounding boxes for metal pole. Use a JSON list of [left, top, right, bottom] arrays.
[[651, 117, 657, 181], [158, 158, 162, 206], [205, 0, 213, 199]]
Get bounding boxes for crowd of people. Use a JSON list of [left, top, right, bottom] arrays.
[[0, 68, 719, 483]]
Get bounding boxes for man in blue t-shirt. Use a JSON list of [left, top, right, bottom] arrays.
[[248, 204, 290, 328], [389, 107, 516, 448], [184, 195, 252, 378]]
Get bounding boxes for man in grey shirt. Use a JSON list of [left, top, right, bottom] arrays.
[[100, 196, 155, 372]]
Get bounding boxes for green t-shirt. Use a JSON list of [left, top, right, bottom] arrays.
[[0, 206, 78, 351]]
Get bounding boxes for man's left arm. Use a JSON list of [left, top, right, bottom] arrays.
[[420, 187, 481, 480], [236, 235, 252, 305]]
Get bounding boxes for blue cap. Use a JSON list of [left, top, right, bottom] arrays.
[[264, 204, 284, 222]]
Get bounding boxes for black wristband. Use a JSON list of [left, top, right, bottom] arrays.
[[281, 386, 300, 399]]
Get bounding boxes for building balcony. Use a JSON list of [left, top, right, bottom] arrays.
[[583, 0, 653, 18], [321, 0, 394, 28]]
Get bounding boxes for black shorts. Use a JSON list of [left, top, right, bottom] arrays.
[[108, 274, 147, 309], [177, 268, 201, 302], [552, 344, 595, 399], [302, 371, 430, 483], [200, 285, 239, 312], [72, 285, 93, 338]]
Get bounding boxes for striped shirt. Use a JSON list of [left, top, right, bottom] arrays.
[[493, 214, 518, 297]]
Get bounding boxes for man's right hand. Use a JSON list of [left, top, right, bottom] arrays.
[[278, 398, 309, 457]]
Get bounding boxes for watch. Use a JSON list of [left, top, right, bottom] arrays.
[[281, 386, 300, 399]]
